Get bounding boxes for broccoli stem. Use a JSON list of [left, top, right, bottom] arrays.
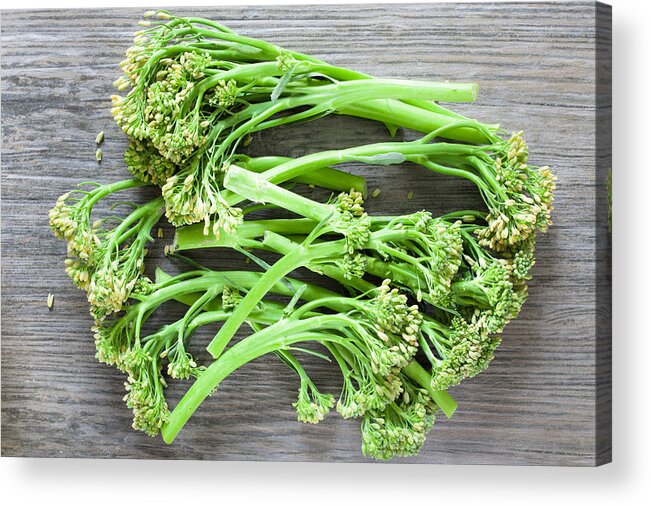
[[224, 164, 334, 223], [200, 137, 494, 215], [165, 311, 368, 440], [402, 361, 457, 419], [172, 217, 316, 251], [239, 155, 367, 196], [152, 268, 341, 310], [81, 178, 148, 210], [200, 79, 479, 169], [205, 237, 343, 357], [339, 100, 494, 144]]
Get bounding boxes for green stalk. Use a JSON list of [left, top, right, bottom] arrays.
[[402, 361, 457, 418], [204, 78, 479, 169], [162, 331, 330, 443], [111, 196, 164, 246], [153, 267, 341, 312], [82, 178, 148, 208], [173, 218, 316, 251], [239, 155, 367, 196], [205, 237, 343, 357], [215, 137, 492, 210], [164, 313, 360, 442], [339, 100, 495, 144], [224, 165, 335, 223]]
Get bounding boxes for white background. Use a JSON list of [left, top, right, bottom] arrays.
[[1, 0, 649, 503]]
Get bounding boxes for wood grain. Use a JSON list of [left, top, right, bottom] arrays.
[[0, 2, 612, 465]]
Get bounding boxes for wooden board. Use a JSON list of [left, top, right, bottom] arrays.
[[0, 2, 612, 465]]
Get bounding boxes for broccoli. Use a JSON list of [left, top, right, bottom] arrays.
[[49, 179, 163, 320], [111, 11, 491, 227], [47, 8, 558, 460], [87, 263, 454, 454]]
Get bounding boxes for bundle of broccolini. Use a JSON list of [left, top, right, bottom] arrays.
[[49, 10, 556, 460]]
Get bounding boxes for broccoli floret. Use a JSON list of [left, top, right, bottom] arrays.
[[422, 315, 500, 391], [124, 138, 178, 185], [49, 180, 162, 319], [361, 375, 436, 460], [474, 132, 557, 251]]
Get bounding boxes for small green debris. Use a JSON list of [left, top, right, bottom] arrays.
[[371, 188, 381, 198], [47, 293, 54, 310], [407, 191, 414, 201], [96, 148, 103, 163], [95, 131, 105, 145]]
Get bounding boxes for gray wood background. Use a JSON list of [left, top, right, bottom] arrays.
[[1, 2, 611, 465]]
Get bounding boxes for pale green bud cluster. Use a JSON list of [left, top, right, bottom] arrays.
[[124, 138, 178, 185], [161, 171, 243, 233], [336, 367, 403, 420], [361, 378, 436, 460], [477, 133, 557, 251], [221, 285, 243, 310], [429, 315, 495, 390], [276, 52, 298, 73], [208, 79, 239, 109], [332, 189, 370, 254], [336, 252, 367, 280], [293, 384, 335, 424], [167, 349, 202, 380], [49, 192, 97, 262], [123, 373, 170, 437]]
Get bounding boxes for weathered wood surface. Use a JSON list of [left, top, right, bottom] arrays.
[[0, 2, 611, 464]]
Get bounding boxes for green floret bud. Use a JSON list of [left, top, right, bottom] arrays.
[[453, 254, 526, 335], [125, 138, 178, 185], [167, 348, 204, 380], [276, 52, 298, 73], [222, 285, 243, 310], [427, 315, 499, 390], [336, 211, 371, 254], [337, 367, 403, 419], [112, 93, 148, 140], [476, 133, 557, 252], [372, 279, 422, 351], [92, 321, 124, 368], [64, 258, 91, 291], [336, 252, 367, 280], [123, 373, 170, 437], [180, 50, 212, 79], [87, 267, 139, 320], [49, 191, 97, 263], [510, 236, 536, 281], [335, 189, 366, 217], [208, 79, 239, 108], [293, 381, 335, 424], [161, 171, 243, 231], [116, 50, 212, 165], [331, 189, 370, 254], [341, 281, 422, 379], [361, 378, 436, 460], [370, 213, 463, 305], [122, 345, 151, 373], [132, 275, 155, 296]]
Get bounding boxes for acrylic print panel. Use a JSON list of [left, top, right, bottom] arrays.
[[0, 2, 611, 465]]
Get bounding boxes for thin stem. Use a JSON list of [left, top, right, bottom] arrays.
[[402, 361, 457, 418]]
